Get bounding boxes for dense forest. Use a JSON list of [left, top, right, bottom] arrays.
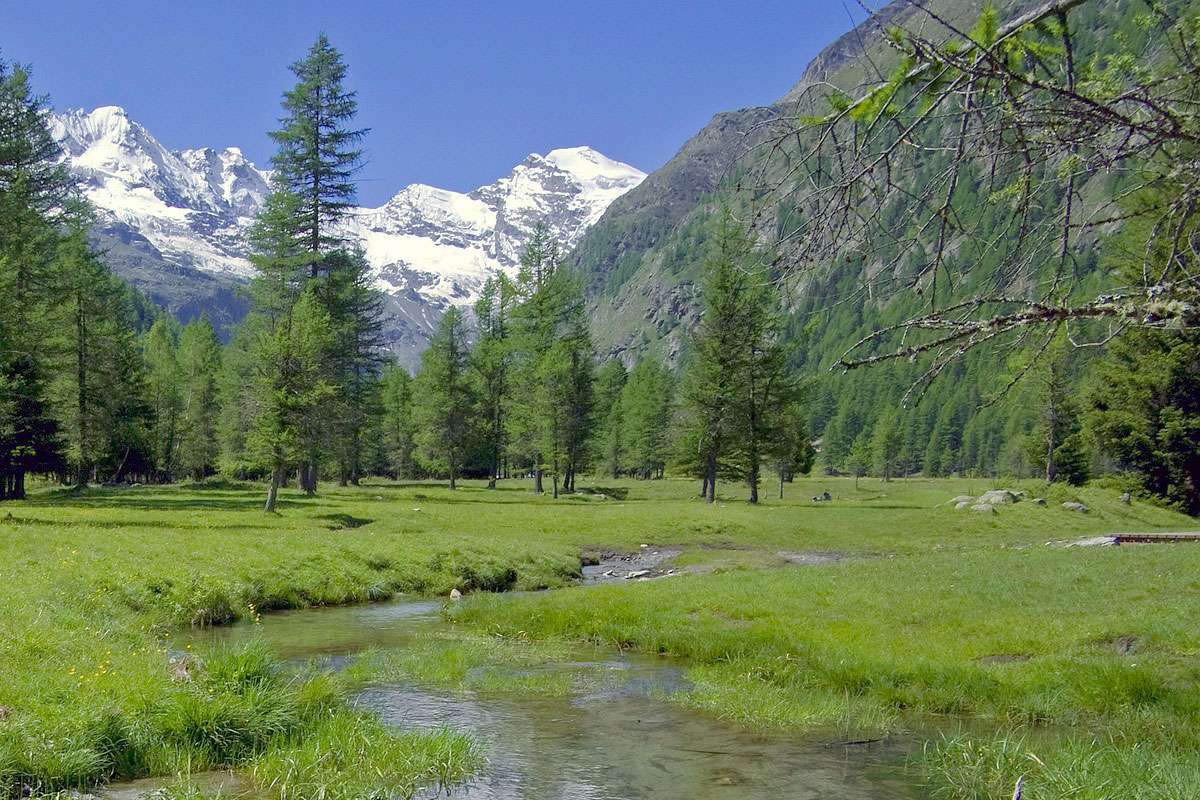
[[2, 0, 1198, 514]]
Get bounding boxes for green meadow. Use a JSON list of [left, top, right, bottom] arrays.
[[0, 476, 1196, 798]]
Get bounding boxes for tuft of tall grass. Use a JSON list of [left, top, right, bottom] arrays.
[[252, 711, 480, 800]]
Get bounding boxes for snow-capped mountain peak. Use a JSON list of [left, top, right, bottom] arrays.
[[51, 106, 645, 364]]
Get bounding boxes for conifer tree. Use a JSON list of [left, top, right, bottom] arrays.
[[770, 402, 815, 499], [269, 34, 366, 269], [621, 357, 672, 479], [144, 316, 182, 481], [254, 35, 379, 495], [737, 260, 793, 504], [676, 214, 758, 503], [541, 275, 596, 496], [472, 273, 513, 487], [177, 316, 222, 481], [379, 363, 418, 479], [250, 290, 337, 512], [51, 226, 150, 486], [325, 248, 385, 485], [847, 433, 871, 490], [593, 360, 628, 477], [414, 307, 474, 490], [216, 324, 259, 478], [507, 226, 562, 493], [871, 411, 903, 482], [0, 58, 75, 498]]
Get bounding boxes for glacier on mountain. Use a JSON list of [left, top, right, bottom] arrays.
[[48, 106, 645, 363]]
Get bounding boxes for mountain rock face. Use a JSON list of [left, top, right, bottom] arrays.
[[51, 106, 644, 366], [571, 0, 1035, 365]]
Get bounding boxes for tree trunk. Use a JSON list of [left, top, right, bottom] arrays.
[[300, 459, 318, 495], [701, 474, 709, 498], [705, 455, 717, 504], [265, 464, 285, 512], [534, 468, 543, 494], [779, 473, 784, 500], [552, 474, 559, 499]]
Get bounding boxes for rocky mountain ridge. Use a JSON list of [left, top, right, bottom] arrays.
[[51, 105, 645, 365]]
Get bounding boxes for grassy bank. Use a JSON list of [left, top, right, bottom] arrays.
[[0, 476, 1193, 797]]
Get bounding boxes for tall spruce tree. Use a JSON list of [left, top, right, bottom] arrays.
[[177, 315, 222, 481], [144, 316, 182, 481], [676, 214, 757, 503], [507, 226, 561, 493], [0, 58, 75, 498], [379, 363, 418, 479], [250, 289, 337, 512], [414, 307, 475, 490], [252, 34, 375, 497], [51, 226, 151, 486], [593, 360, 628, 477], [472, 273, 513, 488], [269, 34, 366, 269], [621, 357, 672, 480]]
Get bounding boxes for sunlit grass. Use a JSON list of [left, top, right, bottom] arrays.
[[0, 475, 1194, 796]]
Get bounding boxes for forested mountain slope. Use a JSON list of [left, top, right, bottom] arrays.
[[573, 0, 1138, 477]]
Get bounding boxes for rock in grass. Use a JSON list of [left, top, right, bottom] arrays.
[[971, 503, 997, 514], [951, 495, 975, 504], [978, 489, 1021, 505], [1066, 535, 1116, 547], [626, 569, 651, 579], [1032, 498, 1047, 506], [449, 588, 462, 600], [1062, 502, 1090, 513], [955, 501, 972, 510]]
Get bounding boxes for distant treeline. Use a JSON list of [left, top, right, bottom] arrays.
[[3, 21, 1196, 514]]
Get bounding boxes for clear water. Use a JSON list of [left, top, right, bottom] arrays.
[[183, 599, 926, 800]]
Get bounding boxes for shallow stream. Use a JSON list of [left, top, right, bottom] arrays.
[[171, 596, 926, 799]]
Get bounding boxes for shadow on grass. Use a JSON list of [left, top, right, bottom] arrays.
[[316, 513, 374, 530], [22, 487, 315, 513], [0, 514, 281, 532]]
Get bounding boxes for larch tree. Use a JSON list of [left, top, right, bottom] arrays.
[[325, 247, 385, 486], [737, 258, 793, 504], [250, 289, 337, 513], [414, 307, 475, 490], [379, 362, 418, 480], [269, 34, 366, 270], [51, 225, 149, 487], [593, 359, 628, 477], [621, 357, 672, 480], [677, 213, 758, 503], [507, 226, 561, 494], [177, 315, 223, 481], [770, 402, 815, 499], [144, 316, 182, 481], [871, 411, 902, 482], [0, 58, 75, 498], [472, 272, 513, 488], [259, 34, 375, 496]]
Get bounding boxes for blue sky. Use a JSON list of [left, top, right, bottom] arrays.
[[7, 1, 862, 206]]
